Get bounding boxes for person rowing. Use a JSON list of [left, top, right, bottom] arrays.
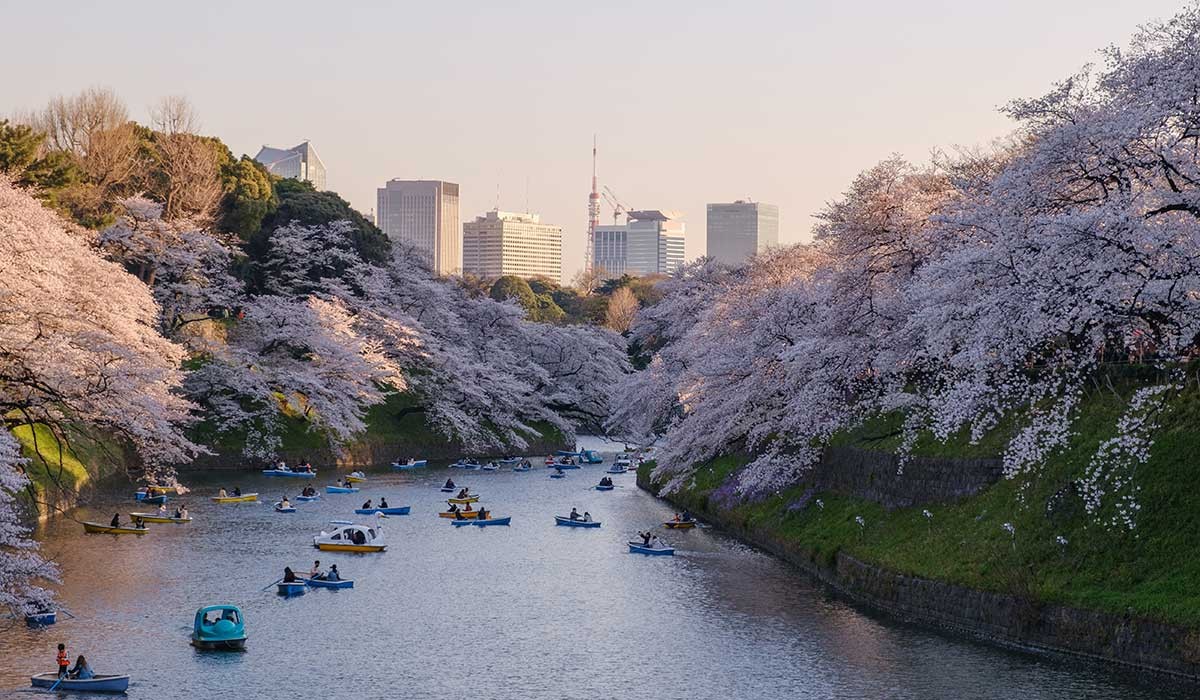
[[477, 506, 488, 521], [309, 560, 323, 580], [379, 497, 389, 508], [157, 502, 168, 515], [639, 530, 652, 546], [682, 510, 694, 522], [175, 505, 188, 519], [218, 487, 227, 498], [362, 499, 373, 510], [444, 477, 456, 489], [569, 507, 580, 521], [457, 487, 469, 499], [133, 516, 145, 529], [447, 502, 460, 513], [280, 496, 291, 509], [233, 486, 242, 496], [454, 510, 465, 520], [110, 512, 121, 528], [283, 566, 297, 582]]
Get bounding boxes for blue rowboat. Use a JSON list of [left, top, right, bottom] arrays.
[[549, 473, 566, 479], [353, 506, 410, 515], [497, 457, 521, 465], [192, 604, 247, 650], [606, 467, 629, 474], [512, 465, 531, 472], [274, 504, 296, 513], [141, 494, 168, 505], [551, 463, 581, 470], [304, 577, 353, 589], [555, 516, 601, 528], [595, 484, 615, 491], [555, 450, 582, 457], [25, 611, 56, 627], [325, 486, 359, 494], [391, 459, 427, 470], [439, 487, 456, 492], [277, 581, 306, 596], [31, 673, 130, 692], [453, 516, 511, 527], [262, 469, 316, 478], [628, 541, 675, 556], [296, 495, 320, 502]]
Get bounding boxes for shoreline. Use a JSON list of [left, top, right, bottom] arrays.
[[637, 469, 1200, 686]]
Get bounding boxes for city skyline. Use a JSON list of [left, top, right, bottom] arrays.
[[1, 1, 1184, 279]]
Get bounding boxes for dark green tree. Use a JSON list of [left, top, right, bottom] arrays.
[[0, 120, 78, 192], [251, 178, 388, 265], [219, 155, 277, 239]]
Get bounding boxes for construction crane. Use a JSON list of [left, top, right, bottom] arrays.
[[601, 185, 629, 224]]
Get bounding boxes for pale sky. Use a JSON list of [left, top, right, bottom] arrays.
[[2, 0, 1185, 278]]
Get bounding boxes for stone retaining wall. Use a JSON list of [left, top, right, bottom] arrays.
[[809, 446, 1004, 509]]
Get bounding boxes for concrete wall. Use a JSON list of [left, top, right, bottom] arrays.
[[810, 446, 1004, 509]]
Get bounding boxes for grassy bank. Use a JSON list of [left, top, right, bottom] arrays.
[[644, 383, 1200, 627]]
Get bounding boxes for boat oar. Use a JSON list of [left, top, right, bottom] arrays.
[[49, 673, 65, 692], [259, 577, 283, 592]]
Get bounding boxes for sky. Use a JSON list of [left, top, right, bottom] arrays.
[[2, 0, 1186, 279]]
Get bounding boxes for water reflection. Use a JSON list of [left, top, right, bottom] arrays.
[[0, 459, 1186, 699]]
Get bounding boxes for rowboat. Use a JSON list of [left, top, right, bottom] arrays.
[[141, 494, 168, 505], [450, 460, 481, 470], [481, 463, 499, 471], [82, 521, 148, 535], [345, 473, 367, 483], [555, 516, 601, 528], [438, 510, 480, 519], [628, 541, 675, 555], [440, 487, 457, 492], [304, 577, 353, 589], [613, 457, 633, 469], [512, 464, 531, 472], [277, 580, 306, 596], [594, 484, 615, 491], [606, 466, 629, 474], [663, 520, 697, 529], [25, 611, 56, 627], [497, 457, 521, 465], [129, 512, 192, 524], [446, 495, 479, 504], [212, 493, 258, 503], [392, 459, 427, 470], [453, 516, 511, 527], [192, 604, 247, 650], [326, 485, 360, 494], [274, 504, 296, 513], [31, 673, 130, 692], [353, 506, 410, 515], [296, 495, 320, 502], [262, 468, 316, 477], [555, 450, 582, 457], [551, 462, 580, 470], [313, 524, 386, 553], [549, 473, 566, 479]]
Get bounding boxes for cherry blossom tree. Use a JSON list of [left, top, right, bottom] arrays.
[[0, 428, 58, 617]]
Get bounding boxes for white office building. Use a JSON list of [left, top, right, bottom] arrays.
[[463, 210, 562, 282], [377, 179, 461, 276], [706, 200, 779, 264], [592, 210, 685, 278], [254, 142, 326, 191]]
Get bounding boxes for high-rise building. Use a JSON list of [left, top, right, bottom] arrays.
[[254, 142, 326, 190], [462, 210, 563, 282], [706, 200, 779, 264], [592, 211, 685, 278], [376, 180, 461, 275]]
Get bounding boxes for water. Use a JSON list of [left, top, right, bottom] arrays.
[[0, 451, 1185, 699]]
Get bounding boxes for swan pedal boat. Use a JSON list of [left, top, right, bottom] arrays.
[[304, 577, 353, 589], [663, 521, 697, 529], [439, 510, 480, 519], [354, 506, 411, 515], [555, 516, 601, 528], [31, 673, 130, 692], [262, 468, 316, 477], [82, 521, 148, 535], [446, 495, 479, 504], [212, 493, 258, 503], [595, 484, 615, 491], [192, 604, 247, 650], [129, 512, 191, 524], [628, 541, 675, 555], [326, 485, 360, 494], [296, 495, 320, 502], [313, 523, 386, 552], [452, 516, 511, 527]]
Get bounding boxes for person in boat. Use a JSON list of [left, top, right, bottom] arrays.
[[583, 511, 593, 522], [133, 516, 145, 529], [68, 655, 94, 680], [175, 505, 187, 519], [277, 459, 287, 471], [351, 529, 366, 545], [569, 507, 580, 521], [157, 502, 169, 514], [640, 530, 652, 546], [233, 486, 242, 497], [682, 510, 694, 522], [56, 643, 69, 678], [651, 535, 665, 549], [457, 487, 469, 498], [280, 496, 291, 509], [444, 478, 455, 489], [379, 497, 389, 508], [673, 513, 681, 522], [447, 503, 460, 513], [454, 510, 465, 520], [463, 502, 473, 512], [110, 512, 121, 528], [362, 499, 373, 510], [283, 566, 297, 583], [326, 564, 340, 581], [218, 487, 227, 498], [476, 507, 488, 520], [309, 560, 322, 580]]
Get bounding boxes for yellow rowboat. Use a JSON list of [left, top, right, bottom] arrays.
[[211, 493, 258, 503], [145, 485, 181, 493], [663, 520, 696, 529], [314, 542, 386, 553], [129, 512, 192, 524], [446, 496, 479, 504], [438, 510, 480, 519], [82, 521, 148, 535], [345, 475, 367, 484]]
